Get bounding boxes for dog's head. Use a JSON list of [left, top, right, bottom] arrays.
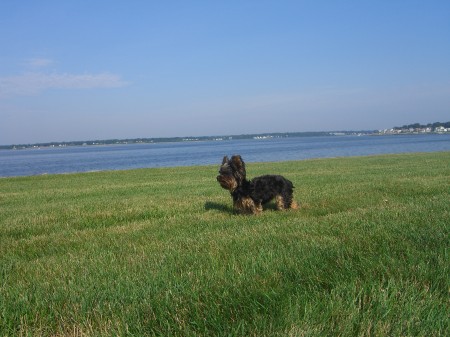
[[216, 155, 246, 192]]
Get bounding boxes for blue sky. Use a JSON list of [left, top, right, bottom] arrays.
[[1, 1, 449, 144]]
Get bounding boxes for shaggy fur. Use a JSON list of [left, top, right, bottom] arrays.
[[217, 155, 299, 214]]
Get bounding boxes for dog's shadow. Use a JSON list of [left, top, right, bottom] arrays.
[[204, 201, 234, 214]]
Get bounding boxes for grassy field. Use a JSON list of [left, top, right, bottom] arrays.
[[0, 152, 449, 336]]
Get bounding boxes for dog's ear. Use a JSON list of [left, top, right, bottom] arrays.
[[231, 155, 244, 168], [222, 156, 229, 165], [231, 155, 246, 181]]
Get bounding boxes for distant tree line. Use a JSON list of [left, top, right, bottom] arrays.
[[393, 121, 450, 130], [0, 132, 337, 150], [1, 123, 448, 150]]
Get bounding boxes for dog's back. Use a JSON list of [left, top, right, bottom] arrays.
[[250, 175, 295, 207]]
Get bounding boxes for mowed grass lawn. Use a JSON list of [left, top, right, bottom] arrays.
[[0, 152, 449, 336]]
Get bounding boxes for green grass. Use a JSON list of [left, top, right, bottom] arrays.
[[1, 152, 449, 336]]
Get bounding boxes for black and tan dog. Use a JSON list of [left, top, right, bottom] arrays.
[[217, 155, 299, 214]]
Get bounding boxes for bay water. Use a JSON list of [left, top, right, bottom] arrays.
[[1, 134, 449, 177]]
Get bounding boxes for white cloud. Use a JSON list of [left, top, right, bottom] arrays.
[[24, 58, 54, 68], [0, 71, 129, 98]]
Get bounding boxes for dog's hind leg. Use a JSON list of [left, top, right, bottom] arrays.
[[277, 193, 299, 210], [275, 195, 285, 210], [290, 199, 299, 209]]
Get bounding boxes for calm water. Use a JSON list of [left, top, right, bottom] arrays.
[[1, 134, 449, 177]]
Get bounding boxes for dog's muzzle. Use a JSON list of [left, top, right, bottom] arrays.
[[217, 175, 236, 191]]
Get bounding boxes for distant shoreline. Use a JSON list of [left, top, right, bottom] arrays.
[[0, 131, 370, 150], [2, 127, 449, 151]]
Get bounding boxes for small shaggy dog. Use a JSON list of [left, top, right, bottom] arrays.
[[217, 155, 299, 214]]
